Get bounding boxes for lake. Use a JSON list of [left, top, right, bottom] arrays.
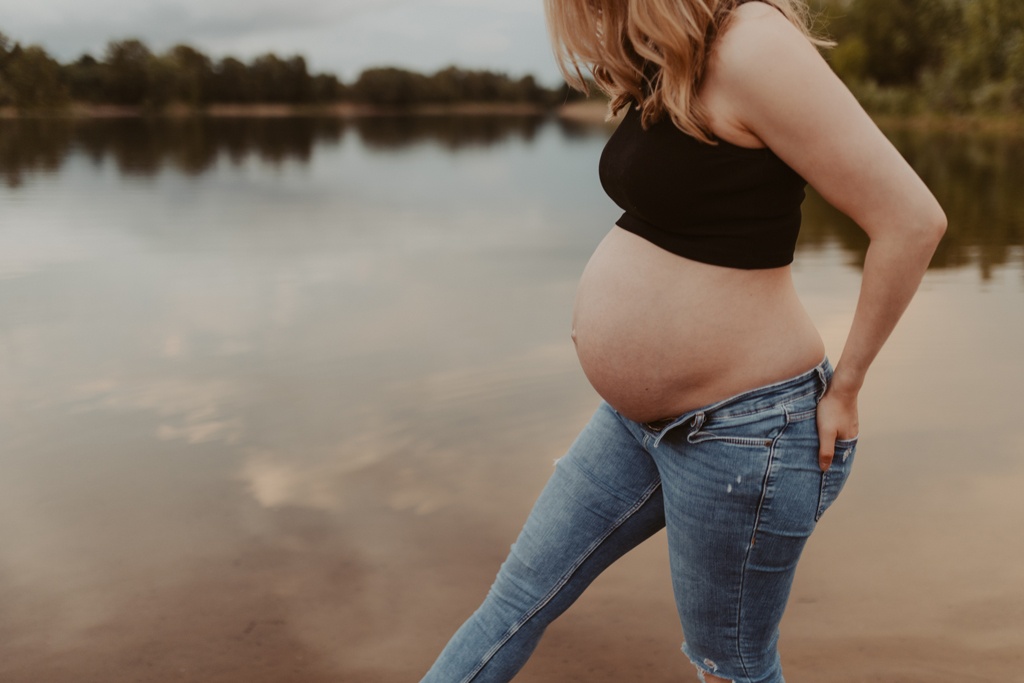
[[0, 115, 1022, 682]]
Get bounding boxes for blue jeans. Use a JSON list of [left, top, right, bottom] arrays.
[[422, 358, 857, 683]]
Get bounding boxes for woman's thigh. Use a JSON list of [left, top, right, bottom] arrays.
[[640, 384, 855, 683], [498, 401, 666, 607]]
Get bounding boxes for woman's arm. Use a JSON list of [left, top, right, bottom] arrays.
[[711, 3, 947, 470]]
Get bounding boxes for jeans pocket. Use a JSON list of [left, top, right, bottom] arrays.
[[815, 436, 858, 521]]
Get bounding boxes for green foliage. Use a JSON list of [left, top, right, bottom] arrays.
[[62, 54, 106, 103], [352, 67, 430, 107], [168, 44, 214, 106], [932, 0, 1024, 112], [820, 0, 955, 85], [0, 27, 571, 112], [817, 0, 1024, 114], [350, 66, 558, 107], [248, 53, 312, 103], [845, 80, 923, 116], [210, 57, 256, 103], [0, 37, 70, 110], [310, 73, 347, 102], [828, 35, 868, 83], [5, 5, 1024, 115], [103, 39, 153, 105]]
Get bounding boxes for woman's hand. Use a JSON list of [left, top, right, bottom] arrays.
[[816, 379, 859, 472]]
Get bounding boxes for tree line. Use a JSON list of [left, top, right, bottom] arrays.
[[2, 0, 1023, 115], [818, 0, 1023, 114], [0, 32, 579, 112]]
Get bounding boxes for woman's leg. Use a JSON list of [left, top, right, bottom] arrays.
[[421, 402, 666, 683], [644, 365, 855, 683]]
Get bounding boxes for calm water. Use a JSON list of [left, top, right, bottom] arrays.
[[1, 116, 1022, 683]]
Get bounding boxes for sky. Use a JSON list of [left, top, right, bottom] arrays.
[[0, 0, 567, 86]]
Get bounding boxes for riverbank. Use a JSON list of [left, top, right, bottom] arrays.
[[0, 99, 620, 126], [0, 101, 553, 120], [2, 100, 1021, 133]]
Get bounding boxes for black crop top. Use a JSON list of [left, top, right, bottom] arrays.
[[599, 103, 807, 269]]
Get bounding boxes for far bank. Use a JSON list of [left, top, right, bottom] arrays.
[[2, 100, 1022, 135]]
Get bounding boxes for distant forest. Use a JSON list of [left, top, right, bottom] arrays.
[[0, 34, 578, 112], [1, 0, 1022, 114]]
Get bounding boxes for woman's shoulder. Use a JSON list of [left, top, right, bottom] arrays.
[[730, 0, 785, 22], [714, 1, 815, 69], [700, 2, 817, 147]]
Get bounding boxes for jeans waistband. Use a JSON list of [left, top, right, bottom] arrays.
[[639, 357, 832, 442]]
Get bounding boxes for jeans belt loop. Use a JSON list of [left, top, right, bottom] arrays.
[[815, 363, 829, 401], [685, 412, 706, 443]]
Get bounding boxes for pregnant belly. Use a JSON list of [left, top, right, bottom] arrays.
[[571, 228, 825, 423]]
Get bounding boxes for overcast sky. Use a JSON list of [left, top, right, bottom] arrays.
[[0, 0, 567, 85]]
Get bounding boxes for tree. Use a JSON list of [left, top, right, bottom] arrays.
[[247, 53, 312, 103], [823, 0, 955, 85], [103, 39, 153, 105], [62, 54, 107, 102], [905, 0, 1024, 111], [2, 45, 69, 110], [167, 44, 213, 106], [211, 57, 256, 102], [310, 73, 345, 102], [351, 68, 430, 107], [0, 26, 579, 112], [0, 32, 14, 106]]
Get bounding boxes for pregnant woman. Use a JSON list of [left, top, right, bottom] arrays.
[[422, 1, 945, 681]]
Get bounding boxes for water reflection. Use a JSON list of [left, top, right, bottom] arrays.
[[800, 127, 1024, 279], [0, 115, 556, 185], [899, 129, 1024, 278], [0, 115, 1022, 682], [2, 116, 1022, 278], [355, 114, 546, 150]]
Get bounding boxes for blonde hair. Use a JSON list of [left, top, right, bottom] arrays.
[[545, 0, 831, 142]]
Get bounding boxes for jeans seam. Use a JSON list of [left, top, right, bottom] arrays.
[[815, 470, 829, 522], [735, 408, 792, 680], [562, 455, 646, 506], [460, 478, 662, 683]]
